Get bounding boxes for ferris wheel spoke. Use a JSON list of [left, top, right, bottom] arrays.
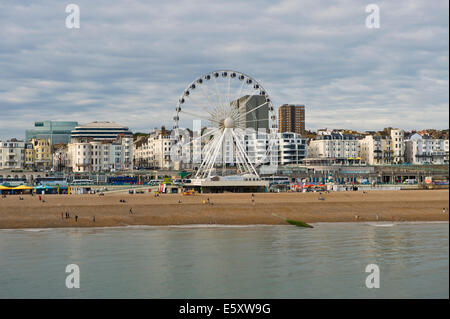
[[195, 132, 222, 178], [256, 134, 279, 166], [186, 93, 212, 112], [213, 76, 229, 118], [181, 128, 219, 148], [244, 118, 270, 123], [207, 129, 227, 177], [226, 76, 231, 107], [199, 130, 224, 178], [239, 101, 269, 118], [231, 129, 259, 177], [234, 78, 246, 101], [180, 109, 221, 125], [198, 84, 221, 119]]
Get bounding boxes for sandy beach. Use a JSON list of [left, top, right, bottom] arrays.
[[0, 189, 448, 229]]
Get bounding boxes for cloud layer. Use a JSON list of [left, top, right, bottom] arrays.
[[0, 0, 448, 139]]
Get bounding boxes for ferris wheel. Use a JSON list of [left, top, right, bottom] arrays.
[[172, 70, 278, 179]]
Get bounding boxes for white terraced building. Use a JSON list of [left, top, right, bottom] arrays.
[[0, 139, 25, 170], [405, 133, 449, 165], [359, 135, 393, 165], [67, 137, 133, 172], [390, 128, 405, 163], [308, 131, 360, 160], [133, 127, 178, 170]]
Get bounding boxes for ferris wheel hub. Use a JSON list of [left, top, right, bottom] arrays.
[[223, 117, 234, 128]]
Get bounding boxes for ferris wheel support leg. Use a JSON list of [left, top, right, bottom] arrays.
[[231, 129, 260, 178]]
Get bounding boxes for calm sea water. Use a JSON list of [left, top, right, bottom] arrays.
[[0, 222, 448, 299]]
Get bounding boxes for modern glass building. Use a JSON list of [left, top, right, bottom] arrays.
[[25, 121, 78, 145]]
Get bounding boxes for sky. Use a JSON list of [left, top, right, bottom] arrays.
[[0, 0, 448, 140]]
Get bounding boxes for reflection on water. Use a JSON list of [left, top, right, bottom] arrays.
[[0, 223, 448, 298]]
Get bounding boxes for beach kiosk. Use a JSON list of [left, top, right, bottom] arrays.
[[0, 185, 12, 195], [13, 185, 34, 195], [34, 185, 57, 195]]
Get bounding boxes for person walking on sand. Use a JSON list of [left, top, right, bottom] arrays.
[[75, 215, 78, 222], [93, 216, 96, 222], [129, 208, 133, 215]]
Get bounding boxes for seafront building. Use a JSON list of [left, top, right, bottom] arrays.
[[134, 127, 308, 170], [70, 121, 133, 141], [405, 133, 449, 165], [278, 104, 306, 136], [25, 121, 78, 145], [308, 131, 360, 163], [24, 143, 34, 169], [358, 135, 393, 165], [67, 136, 133, 172], [0, 139, 25, 170], [29, 138, 52, 170], [390, 128, 405, 163], [245, 132, 307, 165], [133, 127, 176, 170], [52, 145, 69, 172], [357, 128, 407, 164]]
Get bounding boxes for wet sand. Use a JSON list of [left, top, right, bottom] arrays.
[[0, 190, 448, 229]]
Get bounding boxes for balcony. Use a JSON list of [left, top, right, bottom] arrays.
[[76, 163, 92, 167]]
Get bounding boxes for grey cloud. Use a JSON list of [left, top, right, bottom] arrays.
[[0, 0, 448, 140]]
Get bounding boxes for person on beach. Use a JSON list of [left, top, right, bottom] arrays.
[[443, 208, 447, 214], [129, 208, 133, 215], [93, 216, 96, 222], [75, 215, 78, 222]]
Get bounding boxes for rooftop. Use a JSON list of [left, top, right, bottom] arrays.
[[75, 121, 129, 129]]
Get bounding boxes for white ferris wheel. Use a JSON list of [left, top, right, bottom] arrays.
[[172, 70, 278, 180]]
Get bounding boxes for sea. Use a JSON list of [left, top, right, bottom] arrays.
[[0, 222, 448, 298]]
